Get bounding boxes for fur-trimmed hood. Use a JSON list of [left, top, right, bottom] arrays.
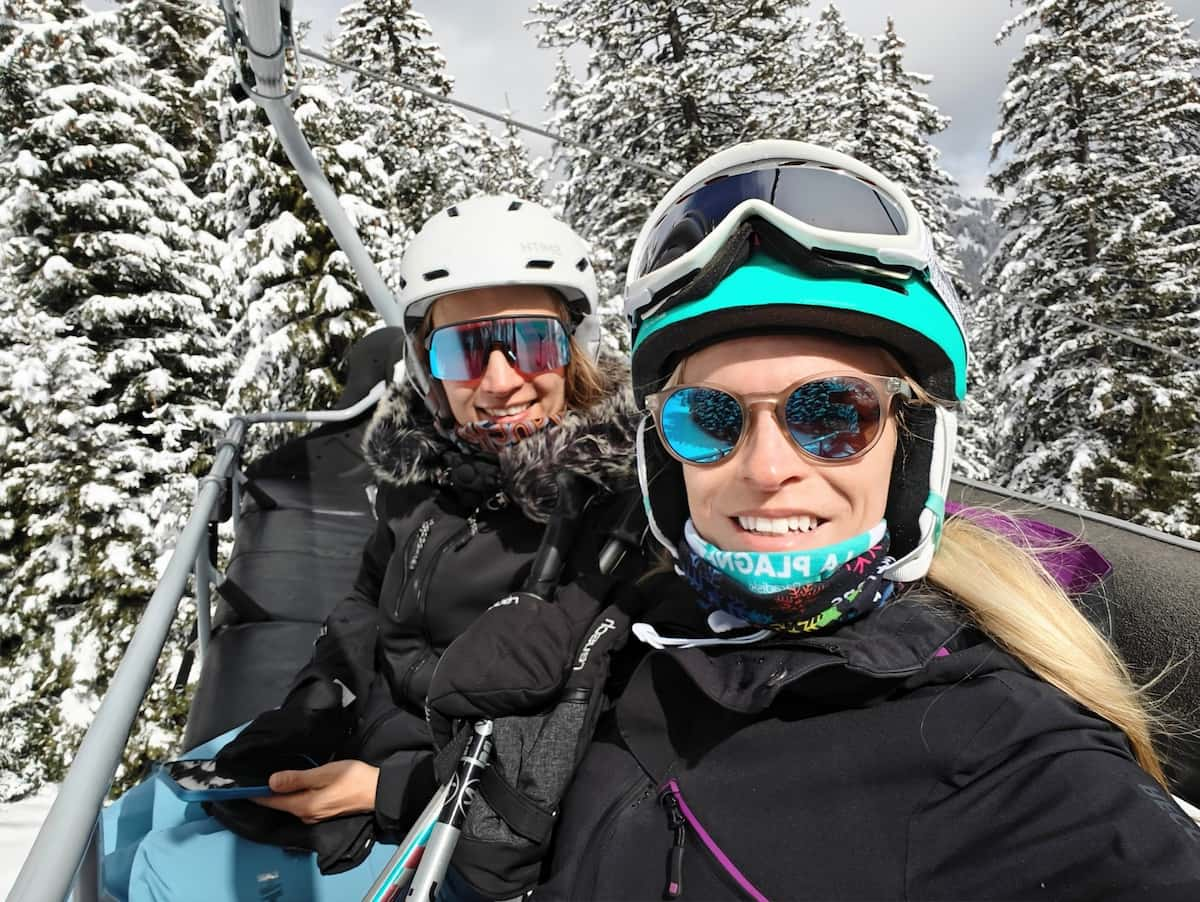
[[363, 355, 641, 522]]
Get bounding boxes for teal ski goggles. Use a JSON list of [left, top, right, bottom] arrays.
[[646, 373, 913, 465], [426, 315, 571, 381]]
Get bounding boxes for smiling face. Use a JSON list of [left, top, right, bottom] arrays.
[[430, 285, 568, 427], [678, 333, 899, 552]]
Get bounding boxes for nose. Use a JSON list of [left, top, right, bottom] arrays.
[[477, 348, 525, 395], [736, 405, 812, 490]]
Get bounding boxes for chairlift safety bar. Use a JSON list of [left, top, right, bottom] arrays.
[[8, 378, 386, 902]]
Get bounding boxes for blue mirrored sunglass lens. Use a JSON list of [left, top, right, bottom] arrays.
[[427, 318, 569, 380], [510, 320, 570, 374], [660, 388, 744, 463], [784, 377, 880, 460]]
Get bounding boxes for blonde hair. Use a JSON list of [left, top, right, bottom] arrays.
[[927, 516, 1165, 785], [901, 374, 1167, 784]]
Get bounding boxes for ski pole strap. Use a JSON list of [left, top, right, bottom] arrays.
[[478, 767, 556, 843]]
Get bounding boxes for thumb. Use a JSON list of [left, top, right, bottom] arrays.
[[269, 769, 311, 793]]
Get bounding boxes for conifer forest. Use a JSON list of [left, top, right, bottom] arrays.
[[1, 0, 1197, 801]]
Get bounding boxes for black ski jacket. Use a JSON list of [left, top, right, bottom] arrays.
[[213, 357, 642, 863], [539, 576, 1200, 901]]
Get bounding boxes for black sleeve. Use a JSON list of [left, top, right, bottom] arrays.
[[374, 746, 438, 839], [908, 675, 1200, 901]]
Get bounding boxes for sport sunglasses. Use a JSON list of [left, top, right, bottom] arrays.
[[646, 372, 914, 466], [426, 315, 571, 381]]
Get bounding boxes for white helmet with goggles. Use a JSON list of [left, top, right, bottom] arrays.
[[625, 140, 968, 582], [397, 194, 600, 425]]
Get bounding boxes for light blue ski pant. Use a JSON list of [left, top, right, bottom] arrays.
[[99, 725, 398, 902]]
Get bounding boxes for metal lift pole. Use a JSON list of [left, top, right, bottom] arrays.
[[223, 0, 403, 328]]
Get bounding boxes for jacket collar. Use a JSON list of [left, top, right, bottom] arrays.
[[632, 579, 971, 716], [362, 355, 640, 521]]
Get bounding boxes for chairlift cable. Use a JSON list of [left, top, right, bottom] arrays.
[[135, 0, 677, 180]]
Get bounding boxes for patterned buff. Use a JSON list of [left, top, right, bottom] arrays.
[[677, 519, 897, 636], [454, 413, 564, 454]]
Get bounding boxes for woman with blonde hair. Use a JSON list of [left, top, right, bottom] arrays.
[[499, 142, 1200, 899]]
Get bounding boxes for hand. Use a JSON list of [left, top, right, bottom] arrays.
[[252, 759, 378, 824]]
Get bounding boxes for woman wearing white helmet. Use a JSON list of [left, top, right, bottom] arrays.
[[523, 142, 1200, 900], [100, 196, 644, 902]]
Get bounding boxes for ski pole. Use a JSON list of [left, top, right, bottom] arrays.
[[362, 783, 450, 902], [404, 720, 495, 901]]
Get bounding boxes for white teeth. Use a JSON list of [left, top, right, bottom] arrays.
[[737, 515, 818, 535], [482, 403, 532, 417]]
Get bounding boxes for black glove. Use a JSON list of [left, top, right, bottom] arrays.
[[214, 675, 355, 779], [426, 584, 606, 730], [206, 676, 366, 874], [426, 583, 636, 899]]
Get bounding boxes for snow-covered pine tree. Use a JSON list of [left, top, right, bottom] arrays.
[[201, 49, 389, 439], [983, 0, 1200, 538], [530, 0, 809, 352], [116, 0, 223, 194], [949, 195, 1001, 297], [448, 117, 547, 203], [790, 8, 963, 283], [0, 1, 225, 798], [329, 0, 463, 237]]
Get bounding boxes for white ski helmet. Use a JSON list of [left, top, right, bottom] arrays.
[[397, 195, 600, 424]]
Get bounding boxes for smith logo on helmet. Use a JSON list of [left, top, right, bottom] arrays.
[[520, 241, 563, 256]]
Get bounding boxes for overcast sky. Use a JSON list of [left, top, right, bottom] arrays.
[[83, 1, 1200, 195], [332, 0, 1200, 195]]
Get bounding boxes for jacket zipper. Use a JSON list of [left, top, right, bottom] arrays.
[[659, 778, 769, 902], [661, 787, 687, 899], [394, 517, 435, 618], [398, 494, 506, 703]]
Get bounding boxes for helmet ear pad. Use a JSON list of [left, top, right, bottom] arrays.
[[400, 333, 456, 428], [640, 424, 691, 555], [886, 403, 937, 562]]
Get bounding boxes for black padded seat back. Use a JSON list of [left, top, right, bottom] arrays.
[[949, 477, 1200, 802], [215, 478, 376, 627], [183, 621, 325, 748], [185, 330, 399, 748]]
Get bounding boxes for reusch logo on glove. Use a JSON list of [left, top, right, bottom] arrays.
[[573, 618, 617, 671], [489, 594, 522, 610]]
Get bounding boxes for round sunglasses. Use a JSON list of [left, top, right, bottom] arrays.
[[646, 372, 913, 466]]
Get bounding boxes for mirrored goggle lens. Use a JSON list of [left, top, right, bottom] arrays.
[[428, 317, 570, 381], [658, 377, 884, 464], [639, 164, 908, 277]]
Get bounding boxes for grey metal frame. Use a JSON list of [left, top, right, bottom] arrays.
[[218, 0, 403, 328], [9, 382, 385, 902]]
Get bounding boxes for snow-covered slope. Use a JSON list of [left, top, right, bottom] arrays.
[[0, 787, 57, 897]]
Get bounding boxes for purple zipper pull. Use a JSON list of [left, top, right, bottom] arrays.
[[661, 787, 686, 898]]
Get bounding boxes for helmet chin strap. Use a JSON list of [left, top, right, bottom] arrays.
[[636, 415, 679, 558]]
